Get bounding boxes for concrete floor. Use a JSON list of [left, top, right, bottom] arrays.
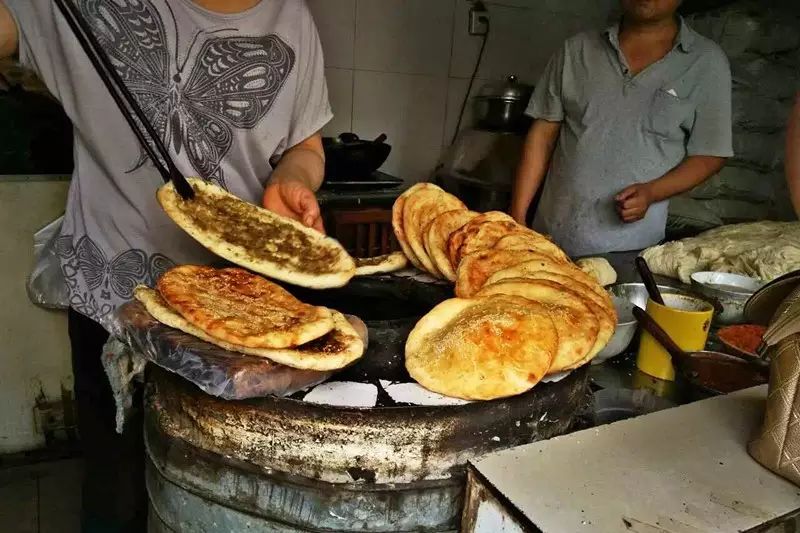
[[0, 459, 81, 533]]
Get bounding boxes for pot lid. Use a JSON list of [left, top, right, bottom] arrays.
[[476, 75, 533, 101]]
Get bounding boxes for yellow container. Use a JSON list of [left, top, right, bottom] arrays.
[[636, 293, 714, 381]]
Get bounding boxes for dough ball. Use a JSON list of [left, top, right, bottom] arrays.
[[576, 257, 617, 287]]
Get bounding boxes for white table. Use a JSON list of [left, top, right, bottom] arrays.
[[463, 387, 800, 532]]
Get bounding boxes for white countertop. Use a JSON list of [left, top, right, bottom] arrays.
[[471, 386, 800, 532]]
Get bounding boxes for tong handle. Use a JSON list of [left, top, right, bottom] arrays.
[[53, 0, 194, 200]]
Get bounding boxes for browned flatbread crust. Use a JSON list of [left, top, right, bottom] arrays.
[[492, 232, 571, 263], [455, 249, 560, 298], [456, 220, 520, 264], [475, 279, 600, 373], [478, 277, 615, 367], [484, 260, 614, 313], [447, 211, 516, 270], [158, 178, 355, 289], [135, 286, 364, 371], [405, 295, 557, 400], [157, 265, 334, 349], [402, 186, 466, 277], [423, 210, 479, 281], [391, 184, 429, 271]]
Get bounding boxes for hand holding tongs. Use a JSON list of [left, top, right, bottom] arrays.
[[52, 0, 194, 200]]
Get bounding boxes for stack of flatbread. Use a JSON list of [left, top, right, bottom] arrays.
[[158, 177, 356, 289], [134, 265, 364, 371], [393, 186, 617, 400]]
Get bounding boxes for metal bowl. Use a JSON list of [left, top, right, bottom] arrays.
[[592, 295, 636, 364], [690, 272, 764, 325], [592, 283, 685, 364]]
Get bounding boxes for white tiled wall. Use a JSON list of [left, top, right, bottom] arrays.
[[308, 0, 617, 183]]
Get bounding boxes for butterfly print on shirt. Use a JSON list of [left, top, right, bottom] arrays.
[[56, 234, 174, 321], [77, 0, 296, 188]]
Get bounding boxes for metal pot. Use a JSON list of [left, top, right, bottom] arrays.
[[473, 75, 533, 133]]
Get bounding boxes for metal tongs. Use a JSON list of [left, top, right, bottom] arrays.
[[52, 0, 194, 200]]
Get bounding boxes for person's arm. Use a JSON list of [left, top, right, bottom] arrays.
[[615, 155, 726, 223], [787, 92, 800, 218], [511, 119, 561, 223], [262, 131, 326, 233], [0, 2, 18, 59]]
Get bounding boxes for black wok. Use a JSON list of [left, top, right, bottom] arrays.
[[323, 132, 391, 180]]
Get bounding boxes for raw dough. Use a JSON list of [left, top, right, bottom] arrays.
[[576, 257, 618, 286], [642, 221, 800, 284]]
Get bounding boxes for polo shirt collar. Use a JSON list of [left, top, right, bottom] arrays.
[[605, 15, 695, 54]]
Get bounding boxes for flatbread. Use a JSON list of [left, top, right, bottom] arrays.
[[405, 295, 557, 400], [157, 265, 334, 349], [455, 249, 561, 298], [485, 268, 615, 322], [475, 279, 600, 373], [158, 178, 355, 289], [402, 186, 466, 277], [423, 210, 479, 281], [456, 220, 521, 264], [485, 259, 614, 310], [392, 184, 429, 270], [134, 287, 363, 371], [447, 211, 516, 270], [478, 278, 614, 367], [493, 232, 571, 263], [355, 252, 408, 276]]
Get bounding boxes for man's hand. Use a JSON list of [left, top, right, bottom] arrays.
[[615, 182, 654, 223], [262, 179, 325, 233]]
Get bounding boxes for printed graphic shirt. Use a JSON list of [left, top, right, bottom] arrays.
[[6, 0, 332, 329]]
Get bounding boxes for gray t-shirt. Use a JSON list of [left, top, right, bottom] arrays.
[[527, 18, 733, 257], [7, 0, 332, 329]]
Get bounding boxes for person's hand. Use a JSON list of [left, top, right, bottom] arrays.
[[262, 179, 325, 233], [615, 183, 655, 223]]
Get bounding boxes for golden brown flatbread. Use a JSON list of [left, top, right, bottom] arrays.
[[484, 259, 614, 312], [456, 220, 521, 264], [402, 186, 466, 277], [455, 249, 560, 298], [479, 277, 614, 367], [475, 279, 600, 373], [354, 252, 408, 276], [135, 287, 364, 371], [157, 265, 334, 349], [423, 210, 479, 281], [493, 232, 571, 263], [485, 268, 614, 322], [391, 184, 429, 271], [405, 295, 557, 400], [158, 178, 355, 289], [447, 211, 515, 270]]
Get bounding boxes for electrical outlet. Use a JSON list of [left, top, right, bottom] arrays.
[[469, 4, 489, 36]]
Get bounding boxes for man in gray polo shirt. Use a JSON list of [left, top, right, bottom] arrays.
[[511, 0, 733, 257]]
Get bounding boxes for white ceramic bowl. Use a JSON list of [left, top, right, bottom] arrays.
[[690, 271, 764, 325]]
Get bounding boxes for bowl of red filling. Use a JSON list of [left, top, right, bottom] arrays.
[[718, 324, 767, 359]]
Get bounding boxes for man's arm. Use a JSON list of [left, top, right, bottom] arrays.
[[262, 131, 326, 232], [786, 92, 800, 218], [615, 155, 726, 223], [0, 2, 18, 59], [510, 119, 561, 224]]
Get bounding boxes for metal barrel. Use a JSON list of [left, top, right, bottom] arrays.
[[145, 366, 588, 532]]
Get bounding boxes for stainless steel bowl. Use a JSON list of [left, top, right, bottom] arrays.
[[690, 272, 764, 325], [592, 283, 686, 364]]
